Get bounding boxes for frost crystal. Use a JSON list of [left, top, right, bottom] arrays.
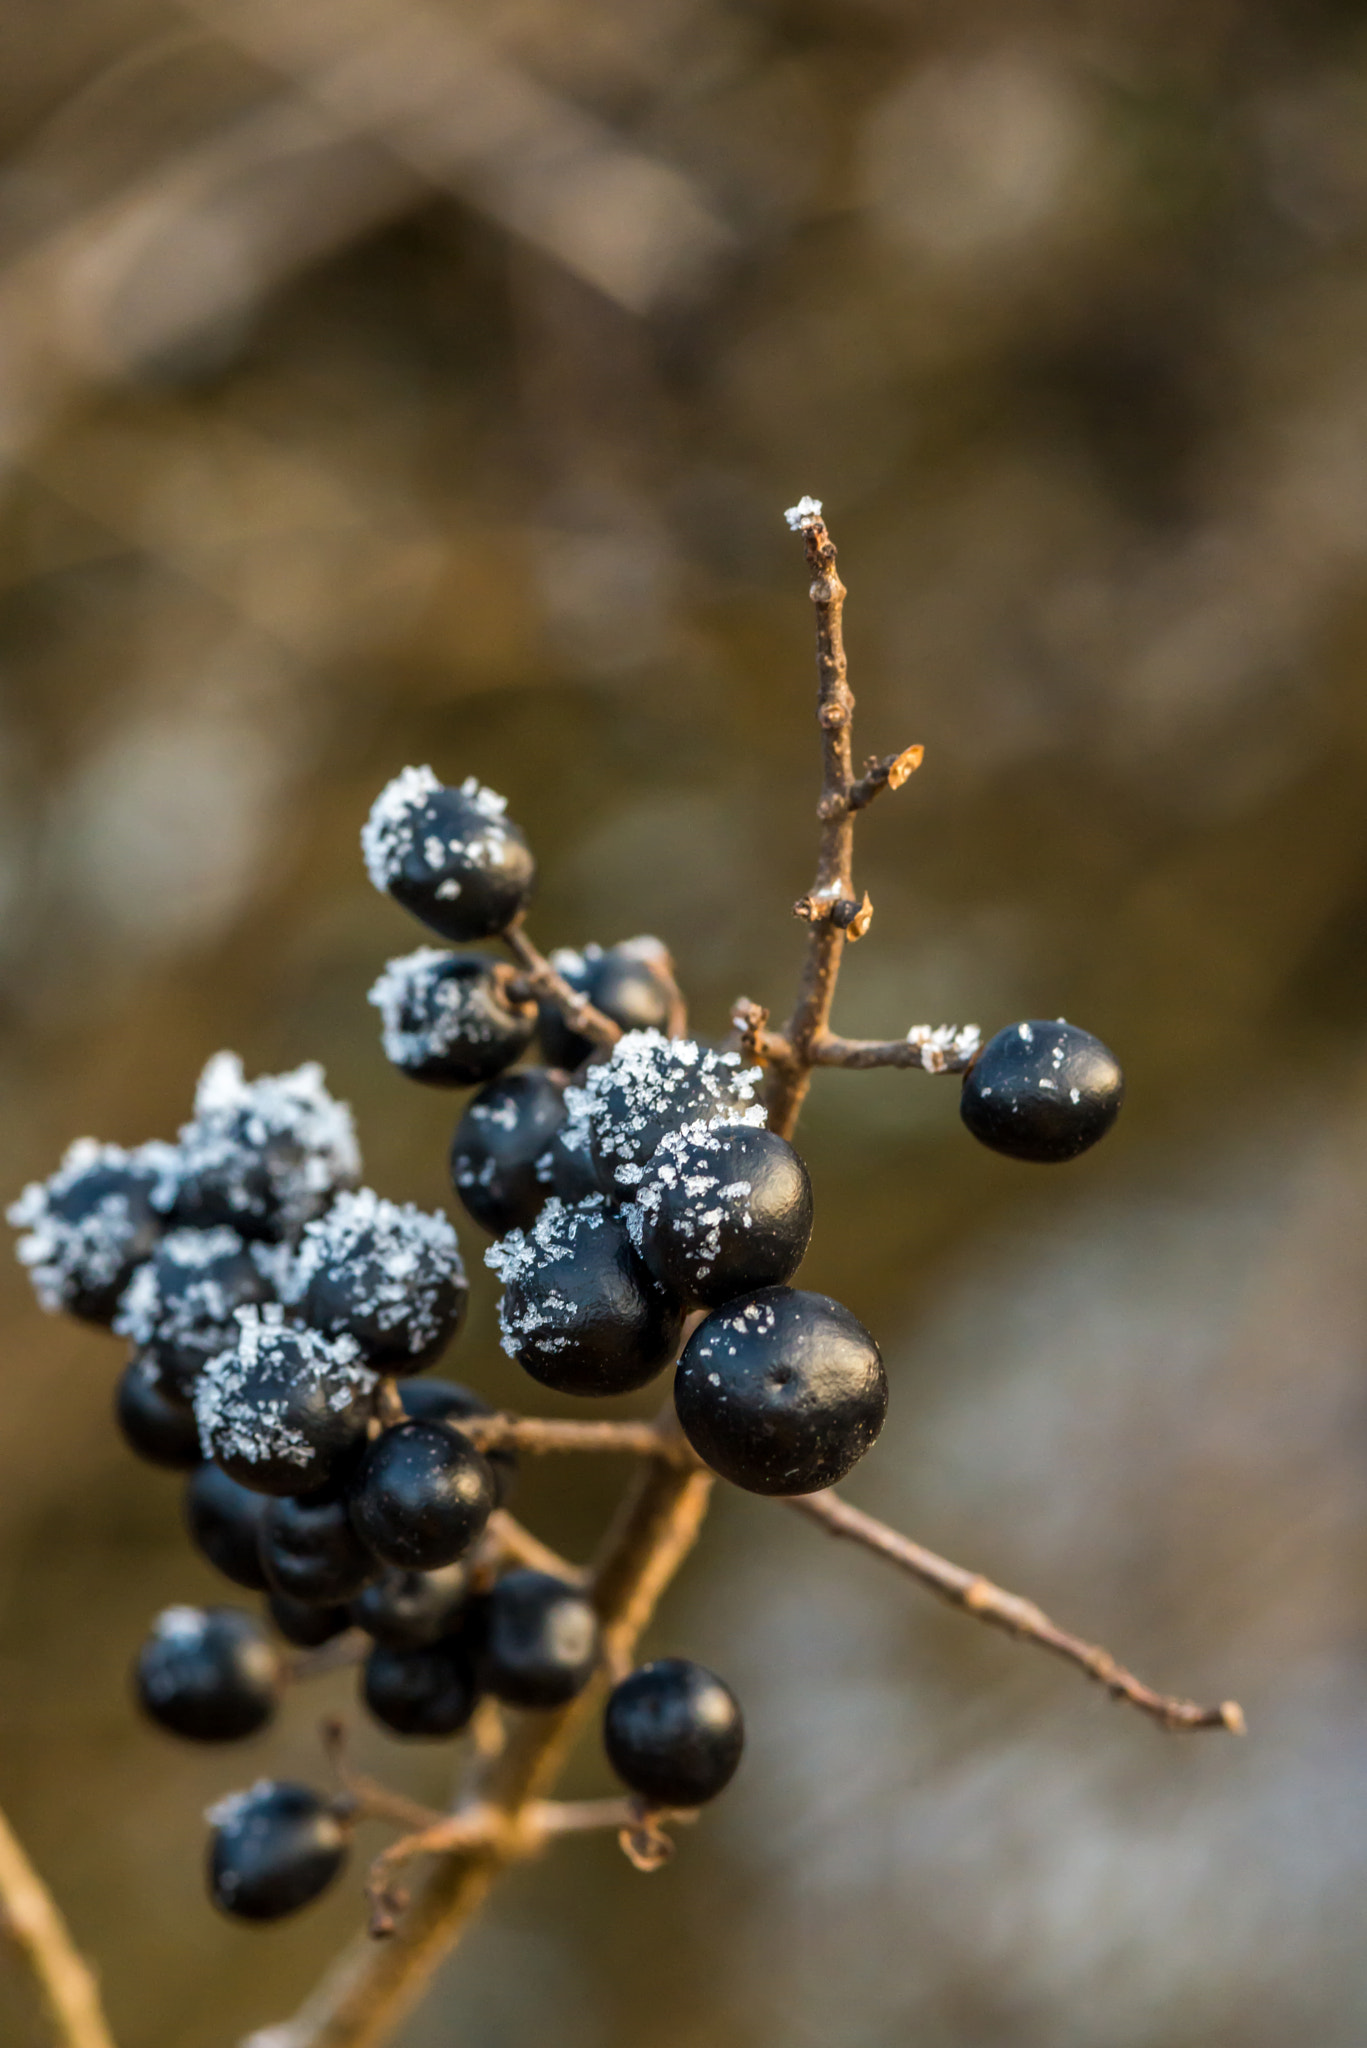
[[486, 1196, 608, 1358], [361, 766, 511, 894], [560, 1030, 765, 1190], [7, 1136, 177, 1314], [113, 1225, 282, 1353], [206, 1779, 275, 1830], [904, 1023, 981, 1074], [286, 1187, 465, 1354], [632, 1123, 755, 1281], [783, 495, 824, 531], [193, 1304, 376, 1470], [368, 949, 500, 1071], [164, 1053, 360, 1238]]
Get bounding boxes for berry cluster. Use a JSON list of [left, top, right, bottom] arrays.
[[8, 745, 1124, 1937]]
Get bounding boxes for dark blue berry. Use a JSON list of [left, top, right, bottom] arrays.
[[267, 1591, 353, 1648], [115, 1352, 202, 1469], [481, 1571, 600, 1709], [350, 1562, 471, 1648], [288, 1191, 466, 1371], [564, 1033, 765, 1197], [113, 1226, 278, 1401], [362, 1634, 480, 1736], [450, 1071, 568, 1237], [8, 1140, 171, 1325], [348, 1420, 495, 1570], [537, 940, 676, 1070], [604, 1659, 743, 1808], [635, 1124, 813, 1309], [184, 1464, 271, 1590], [362, 769, 534, 943], [960, 1021, 1124, 1163], [369, 950, 536, 1087], [135, 1606, 281, 1741], [259, 1489, 376, 1606], [674, 1286, 886, 1496], [165, 1054, 359, 1241], [208, 1781, 348, 1921], [194, 1309, 377, 1498], [397, 1376, 517, 1509]]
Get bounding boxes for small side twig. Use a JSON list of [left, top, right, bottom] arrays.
[[784, 1489, 1245, 1735], [0, 1801, 117, 2048], [501, 919, 622, 1048], [482, 1510, 585, 1583], [460, 1415, 690, 1463], [810, 1025, 982, 1074], [845, 744, 924, 812]]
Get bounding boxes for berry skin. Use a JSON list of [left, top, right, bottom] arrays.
[[287, 1190, 467, 1371], [538, 939, 676, 1071], [115, 1353, 202, 1469], [348, 1420, 495, 1571], [369, 950, 536, 1087], [362, 1634, 481, 1736], [604, 1659, 743, 1808], [481, 1570, 600, 1709], [8, 1138, 173, 1324], [362, 767, 534, 943], [960, 1021, 1124, 1164], [194, 1307, 377, 1498], [350, 1563, 471, 1649], [114, 1226, 280, 1401], [397, 1376, 517, 1508], [267, 1592, 353, 1648], [135, 1606, 282, 1742], [561, 1031, 766, 1196], [450, 1071, 568, 1238], [258, 1490, 376, 1606], [534, 1125, 602, 1209], [166, 1053, 359, 1241], [486, 1197, 684, 1398], [184, 1464, 271, 1590], [633, 1124, 813, 1309], [674, 1286, 887, 1496], [208, 1781, 349, 1921]]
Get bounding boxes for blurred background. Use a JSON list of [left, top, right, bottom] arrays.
[[4, 0, 1367, 2042]]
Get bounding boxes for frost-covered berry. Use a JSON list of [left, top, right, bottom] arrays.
[[560, 1032, 765, 1195], [286, 1189, 466, 1370], [267, 1592, 353, 1649], [397, 1376, 517, 1508], [486, 1196, 684, 1397], [163, 1054, 360, 1241], [194, 1306, 377, 1497], [362, 767, 535, 943], [259, 1489, 376, 1606], [369, 949, 536, 1087], [481, 1571, 600, 1709], [604, 1659, 743, 1808], [351, 1562, 471, 1649], [362, 1634, 481, 1737], [674, 1286, 886, 1496], [960, 1020, 1124, 1164], [208, 1781, 348, 1921], [114, 1225, 282, 1401], [115, 1353, 202, 1470], [348, 1420, 495, 1570], [8, 1138, 176, 1325], [538, 938, 676, 1070], [184, 1464, 271, 1590], [450, 1071, 567, 1238], [632, 1124, 813, 1309], [135, 1605, 281, 1742]]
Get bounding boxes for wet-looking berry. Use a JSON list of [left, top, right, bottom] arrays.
[[258, 1489, 376, 1606], [369, 949, 536, 1087], [960, 1020, 1124, 1163], [267, 1592, 353, 1649], [537, 938, 676, 1070], [481, 1570, 600, 1709], [362, 767, 534, 943], [207, 1781, 349, 1921], [604, 1658, 744, 1808], [397, 1376, 518, 1509], [135, 1605, 282, 1742], [183, 1464, 271, 1590], [115, 1353, 202, 1470], [362, 1633, 481, 1737], [351, 1562, 471, 1649], [348, 1419, 495, 1571], [674, 1286, 887, 1496], [633, 1123, 813, 1309], [450, 1071, 568, 1238]]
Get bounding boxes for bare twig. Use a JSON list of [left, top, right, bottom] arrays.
[[785, 1489, 1245, 1734], [809, 1025, 981, 1074], [460, 1415, 687, 1462], [846, 744, 924, 812], [0, 1802, 117, 2048], [501, 918, 622, 1048], [482, 1510, 585, 1583]]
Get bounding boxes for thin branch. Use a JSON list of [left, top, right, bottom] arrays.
[[0, 1802, 117, 2048], [501, 918, 622, 1048], [810, 1025, 982, 1074], [460, 1415, 685, 1462], [482, 1509, 585, 1583], [784, 1489, 1245, 1735]]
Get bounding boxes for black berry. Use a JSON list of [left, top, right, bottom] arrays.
[[287, 1190, 467, 1370], [604, 1659, 743, 1808], [398, 1376, 517, 1508], [369, 949, 536, 1087], [362, 768, 535, 943], [115, 1353, 202, 1469], [487, 1197, 684, 1397], [135, 1605, 282, 1742], [362, 1634, 480, 1736], [259, 1489, 377, 1606], [537, 939, 676, 1070], [674, 1286, 887, 1496], [960, 1021, 1124, 1164], [208, 1781, 348, 1921], [634, 1124, 813, 1309], [267, 1592, 353, 1648], [114, 1225, 280, 1401], [166, 1053, 359, 1240], [481, 1570, 600, 1709], [8, 1138, 172, 1325], [194, 1307, 377, 1497], [184, 1464, 271, 1590], [450, 1071, 567, 1238], [561, 1031, 765, 1196], [351, 1562, 471, 1648], [348, 1420, 495, 1570]]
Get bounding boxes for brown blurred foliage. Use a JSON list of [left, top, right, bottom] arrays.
[[5, 2, 1367, 2044]]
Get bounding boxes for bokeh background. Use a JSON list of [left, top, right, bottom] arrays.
[[5, 1, 1367, 2042]]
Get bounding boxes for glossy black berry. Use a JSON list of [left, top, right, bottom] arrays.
[[348, 1420, 495, 1570], [369, 949, 536, 1088], [604, 1659, 743, 1808], [562, 1031, 765, 1195], [267, 1592, 353, 1648], [135, 1605, 282, 1742], [481, 1571, 600, 1709], [487, 1197, 684, 1397], [674, 1286, 887, 1496], [288, 1190, 466, 1370], [184, 1464, 271, 1590], [112, 1226, 279, 1400], [362, 1634, 480, 1736], [115, 1352, 202, 1469], [8, 1138, 172, 1324], [534, 1125, 602, 1208], [635, 1124, 813, 1309], [259, 1489, 376, 1605], [208, 1781, 348, 1921], [537, 940, 676, 1070], [960, 1021, 1124, 1163], [397, 1377, 517, 1508], [450, 1071, 567, 1237], [166, 1053, 359, 1241], [194, 1308, 377, 1497], [351, 1562, 471, 1648], [362, 768, 535, 943]]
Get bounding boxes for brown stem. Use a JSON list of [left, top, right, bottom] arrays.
[[784, 1490, 1245, 1734], [483, 1509, 584, 1583], [460, 1415, 687, 1462], [501, 918, 622, 1048], [0, 1802, 117, 2048], [809, 1027, 981, 1074]]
